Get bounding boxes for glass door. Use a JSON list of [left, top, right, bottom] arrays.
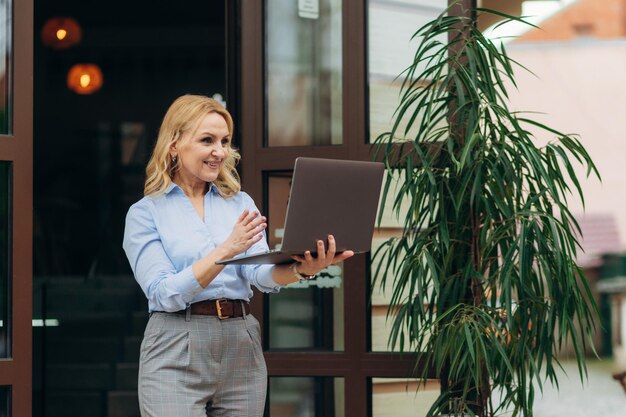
[[237, 1, 423, 415], [236, 1, 479, 415]]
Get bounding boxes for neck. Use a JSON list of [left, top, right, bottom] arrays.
[[173, 174, 208, 199]]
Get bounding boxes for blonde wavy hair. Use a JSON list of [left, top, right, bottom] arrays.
[[144, 95, 241, 198]]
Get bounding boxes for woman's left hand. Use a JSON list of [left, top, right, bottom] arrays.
[[290, 235, 354, 276]]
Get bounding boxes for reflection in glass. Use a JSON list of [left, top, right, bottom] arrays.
[[371, 377, 439, 417], [368, 0, 447, 143], [371, 230, 415, 352], [269, 377, 344, 417], [266, 0, 342, 146], [266, 173, 344, 351], [0, 162, 10, 359], [0, 0, 11, 134], [0, 385, 10, 417], [370, 172, 416, 352], [368, 2, 447, 352]]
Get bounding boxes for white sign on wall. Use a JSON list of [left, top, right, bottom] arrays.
[[298, 0, 319, 19]]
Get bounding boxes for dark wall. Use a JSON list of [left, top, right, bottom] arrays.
[[34, 0, 226, 276]]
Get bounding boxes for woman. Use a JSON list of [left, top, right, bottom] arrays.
[[123, 94, 353, 417]]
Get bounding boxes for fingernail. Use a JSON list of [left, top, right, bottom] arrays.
[[329, 235, 334, 239]]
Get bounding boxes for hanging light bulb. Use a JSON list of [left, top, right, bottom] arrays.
[[56, 29, 68, 40], [67, 64, 103, 95], [41, 17, 82, 49], [79, 74, 91, 88]]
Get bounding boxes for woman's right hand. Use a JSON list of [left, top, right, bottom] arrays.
[[219, 210, 267, 259]]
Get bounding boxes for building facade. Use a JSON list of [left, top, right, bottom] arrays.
[[3, 1, 606, 417]]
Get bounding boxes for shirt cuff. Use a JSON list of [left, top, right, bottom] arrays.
[[173, 265, 204, 302], [253, 264, 284, 293]]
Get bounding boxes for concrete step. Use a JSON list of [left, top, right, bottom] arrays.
[[46, 364, 113, 391], [45, 287, 141, 313], [130, 311, 149, 336], [123, 336, 142, 363], [115, 363, 138, 390], [46, 391, 104, 417], [108, 390, 141, 417], [41, 312, 129, 337], [46, 337, 121, 364]]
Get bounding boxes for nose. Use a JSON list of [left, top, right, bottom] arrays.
[[211, 144, 226, 158]]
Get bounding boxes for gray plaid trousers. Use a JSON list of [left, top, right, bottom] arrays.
[[138, 311, 267, 417]]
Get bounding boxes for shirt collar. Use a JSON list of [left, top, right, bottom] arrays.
[[164, 182, 219, 195], [207, 183, 219, 194], [164, 182, 178, 195]]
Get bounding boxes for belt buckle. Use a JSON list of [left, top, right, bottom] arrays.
[[215, 299, 230, 320]]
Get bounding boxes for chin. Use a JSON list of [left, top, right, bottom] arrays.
[[203, 173, 220, 183]]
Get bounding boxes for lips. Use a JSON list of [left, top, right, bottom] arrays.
[[205, 161, 221, 169]]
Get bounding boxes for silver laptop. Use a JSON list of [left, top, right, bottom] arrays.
[[216, 157, 384, 265]]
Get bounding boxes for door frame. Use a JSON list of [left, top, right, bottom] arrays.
[[0, 0, 34, 416]]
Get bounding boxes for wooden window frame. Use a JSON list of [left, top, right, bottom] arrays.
[[0, 0, 34, 416]]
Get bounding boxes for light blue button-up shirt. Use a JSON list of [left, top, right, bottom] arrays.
[[123, 182, 282, 313]]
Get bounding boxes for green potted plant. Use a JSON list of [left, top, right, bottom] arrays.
[[373, 4, 600, 417]]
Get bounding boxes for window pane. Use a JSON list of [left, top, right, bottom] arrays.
[[368, 0, 447, 143], [370, 172, 417, 352], [371, 377, 439, 417], [368, 2, 447, 350], [0, 0, 11, 135], [266, 0, 342, 147], [0, 385, 10, 417], [0, 162, 11, 358], [265, 173, 344, 351], [269, 377, 344, 417], [372, 233, 422, 352]]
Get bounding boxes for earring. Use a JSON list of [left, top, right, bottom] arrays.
[[171, 154, 177, 164]]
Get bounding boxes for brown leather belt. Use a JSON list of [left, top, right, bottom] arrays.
[[177, 299, 249, 319]]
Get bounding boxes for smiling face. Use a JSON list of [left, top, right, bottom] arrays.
[[171, 111, 231, 188]]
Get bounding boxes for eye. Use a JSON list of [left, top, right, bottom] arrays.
[[221, 138, 230, 147], [201, 136, 213, 143]]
